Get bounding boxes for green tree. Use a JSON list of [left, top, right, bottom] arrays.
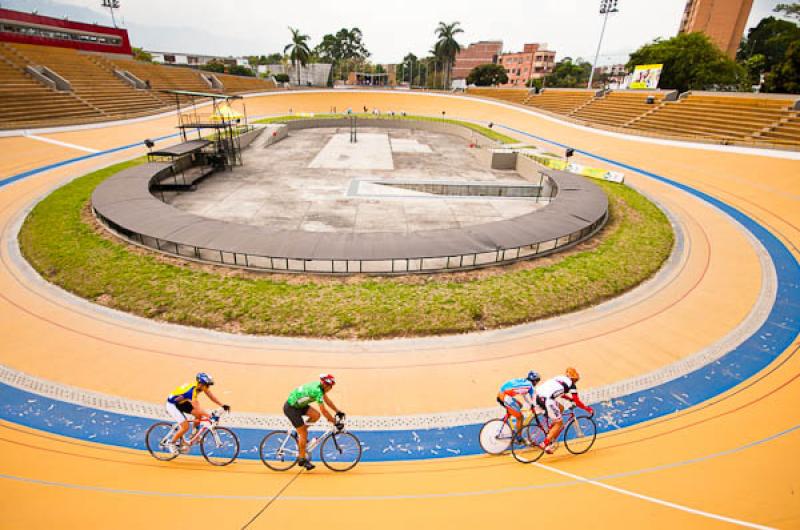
[[545, 57, 592, 88], [132, 47, 152, 62], [775, 2, 800, 20], [434, 21, 464, 89], [200, 61, 224, 74], [284, 27, 312, 86], [466, 63, 508, 86], [763, 40, 800, 92], [627, 33, 746, 92], [314, 27, 370, 81], [228, 65, 255, 77], [743, 53, 767, 85], [737, 17, 800, 78], [397, 53, 419, 85]]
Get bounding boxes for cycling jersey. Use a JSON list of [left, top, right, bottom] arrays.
[[536, 375, 576, 400], [287, 382, 325, 409], [499, 378, 536, 406], [537, 375, 580, 421], [167, 383, 202, 404]]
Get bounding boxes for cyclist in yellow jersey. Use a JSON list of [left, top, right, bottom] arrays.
[[165, 372, 229, 454]]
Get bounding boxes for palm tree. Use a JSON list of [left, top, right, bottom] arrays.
[[434, 21, 463, 89], [284, 27, 311, 86]]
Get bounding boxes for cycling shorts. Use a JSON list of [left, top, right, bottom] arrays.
[[497, 393, 523, 417], [543, 397, 562, 421], [165, 400, 193, 424], [284, 401, 310, 428]]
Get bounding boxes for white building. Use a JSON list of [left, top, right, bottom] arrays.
[[263, 63, 332, 87]]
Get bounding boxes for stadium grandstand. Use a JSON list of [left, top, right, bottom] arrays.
[[466, 86, 800, 148], [0, 7, 277, 129]]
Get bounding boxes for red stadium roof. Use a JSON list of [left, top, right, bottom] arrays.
[[0, 8, 132, 55]]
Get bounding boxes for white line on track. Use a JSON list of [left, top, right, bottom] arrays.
[[533, 462, 775, 529], [24, 134, 99, 153]]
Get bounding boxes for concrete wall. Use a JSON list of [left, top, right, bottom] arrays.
[[284, 118, 502, 148]]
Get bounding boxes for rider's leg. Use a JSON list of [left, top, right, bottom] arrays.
[[165, 401, 191, 445], [545, 419, 563, 446], [306, 407, 321, 424], [507, 407, 523, 438], [297, 424, 309, 459], [543, 399, 564, 446], [283, 402, 312, 462], [172, 420, 190, 444]]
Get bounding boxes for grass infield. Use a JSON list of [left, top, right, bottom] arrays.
[[19, 121, 673, 339]]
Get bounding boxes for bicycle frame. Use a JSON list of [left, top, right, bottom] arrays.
[[274, 423, 341, 458], [161, 409, 225, 450], [533, 402, 586, 438]]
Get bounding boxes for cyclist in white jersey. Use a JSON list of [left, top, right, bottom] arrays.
[[536, 367, 593, 454]]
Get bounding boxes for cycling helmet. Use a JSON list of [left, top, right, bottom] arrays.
[[320, 373, 336, 386], [196, 372, 214, 386], [565, 367, 580, 382], [527, 371, 541, 385]]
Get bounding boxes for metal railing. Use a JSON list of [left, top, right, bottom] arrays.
[[95, 208, 607, 276]]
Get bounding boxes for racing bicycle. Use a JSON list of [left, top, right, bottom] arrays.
[[145, 409, 240, 466], [510, 402, 597, 463], [479, 407, 538, 455], [259, 418, 362, 472]]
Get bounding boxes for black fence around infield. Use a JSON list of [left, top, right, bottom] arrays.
[[92, 168, 608, 275], [91, 120, 609, 275]]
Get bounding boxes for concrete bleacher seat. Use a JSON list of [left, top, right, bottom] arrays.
[[628, 93, 796, 143], [9, 43, 167, 119], [570, 91, 671, 127], [108, 58, 217, 105], [215, 72, 277, 93], [523, 89, 597, 115], [756, 112, 800, 147], [0, 43, 104, 129], [465, 88, 531, 105]]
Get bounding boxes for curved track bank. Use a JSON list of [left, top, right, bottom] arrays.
[[0, 91, 798, 529]]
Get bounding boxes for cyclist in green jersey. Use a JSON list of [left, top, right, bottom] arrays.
[[284, 373, 345, 470]]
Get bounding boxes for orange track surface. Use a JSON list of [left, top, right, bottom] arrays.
[[0, 91, 798, 529]]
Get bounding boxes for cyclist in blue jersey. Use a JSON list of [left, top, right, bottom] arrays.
[[165, 372, 230, 454], [497, 371, 541, 442]]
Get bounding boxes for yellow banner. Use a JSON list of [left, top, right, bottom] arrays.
[[629, 64, 663, 90]]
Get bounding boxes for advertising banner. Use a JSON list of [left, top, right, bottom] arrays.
[[629, 64, 663, 90]]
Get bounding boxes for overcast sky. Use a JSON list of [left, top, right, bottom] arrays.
[[18, 0, 789, 64]]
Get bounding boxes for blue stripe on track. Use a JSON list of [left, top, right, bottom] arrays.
[[0, 123, 798, 461], [0, 133, 180, 189]]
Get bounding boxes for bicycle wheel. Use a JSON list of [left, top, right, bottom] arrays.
[[479, 419, 513, 455], [145, 422, 179, 461], [510, 424, 546, 464], [564, 415, 597, 455], [320, 432, 362, 472], [201, 427, 240, 466], [259, 431, 299, 471]]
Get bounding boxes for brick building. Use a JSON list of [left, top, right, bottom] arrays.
[[452, 40, 503, 80], [678, 0, 754, 58], [498, 43, 556, 87]]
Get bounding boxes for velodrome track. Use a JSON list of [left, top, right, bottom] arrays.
[[0, 91, 799, 529]]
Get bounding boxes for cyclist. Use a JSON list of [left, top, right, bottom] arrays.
[[284, 374, 345, 471], [165, 372, 230, 454], [536, 367, 593, 454], [497, 371, 541, 442]]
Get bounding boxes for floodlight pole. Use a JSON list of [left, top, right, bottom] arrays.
[[588, 0, 618, 89]]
